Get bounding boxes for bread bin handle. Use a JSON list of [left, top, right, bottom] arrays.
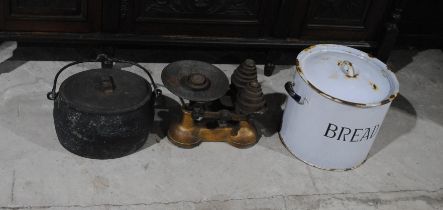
[[285, 82, 304, 105]]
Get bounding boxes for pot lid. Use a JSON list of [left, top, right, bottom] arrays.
[[59, 68, 152, 113], [296, 44, 399, 106]]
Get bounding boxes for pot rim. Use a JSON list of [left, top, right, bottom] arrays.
[[296, 44, 400, 108], [56, 68, 155, 114]]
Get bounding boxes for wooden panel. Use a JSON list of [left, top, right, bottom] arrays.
[[10, 0, 85, 19], [119, 0, 279, 37], [293, 0, 391, 41], [0, 0, 102, 32], [136, 0, 260, 21], [306, 0, 371, 28]]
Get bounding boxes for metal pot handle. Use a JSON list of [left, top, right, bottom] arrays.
[[111, 57, 162, 100], [284, 82, 304, 105], [47, 54, 162, 100]]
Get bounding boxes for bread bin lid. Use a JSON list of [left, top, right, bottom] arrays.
[[296, 44, 399, 107], [59, 68, 152, 113]]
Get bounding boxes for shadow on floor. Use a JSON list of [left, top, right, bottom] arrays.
[[369, 94, 418, 158], [139, 95, 181, 150], [254, 93, 286, 137], [393, 49, 443, 128], [255, 93, 293, 157], [0, 60, 27, 74], [387, 50, 419, 73]]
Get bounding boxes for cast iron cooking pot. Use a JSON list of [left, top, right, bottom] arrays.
[[47, 55, 161, 159]]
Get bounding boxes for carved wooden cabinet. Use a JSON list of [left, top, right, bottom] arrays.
[[0, 0, 395, 39], [294, 0, 390, 41], [0, 0, 101, 32], [113, 0, 279, 37], [0, 0, 402, 72], [113, 0, 391, 41]]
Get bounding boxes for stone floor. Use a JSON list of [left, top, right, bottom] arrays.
[[0, 45, 442, 209]]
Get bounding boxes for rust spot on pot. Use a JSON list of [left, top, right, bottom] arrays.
[[296, 66, 303, 74], [296, 59, 303, 74], [380, 94, 398, 105], [367, 53, 375, 58], [373, 84, 378, 90], [369, 81, 378, 90], [303, 45, 316, 52], [380, 99, 390, 105]]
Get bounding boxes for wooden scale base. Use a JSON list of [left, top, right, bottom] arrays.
[[167, 109, 257, 148]]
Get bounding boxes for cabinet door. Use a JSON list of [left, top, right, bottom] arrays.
[[0, 0, 102, 32], [118, 0, 279, 37], [290, 0, 390, 41]]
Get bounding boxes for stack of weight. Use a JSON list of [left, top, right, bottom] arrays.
[[236, 81, 267, 115], [231, 59, 258, 91], [231, 59, 267, 115]]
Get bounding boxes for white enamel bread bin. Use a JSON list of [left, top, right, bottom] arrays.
[[280, 44, 399, 170]]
